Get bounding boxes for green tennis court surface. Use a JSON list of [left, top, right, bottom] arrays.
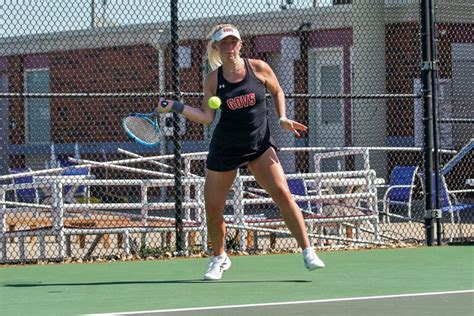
[[1, 246, 472, 316]]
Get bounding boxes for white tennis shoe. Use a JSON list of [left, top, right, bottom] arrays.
[[203, 254, 232, 280], [303, 247, 325, 271]]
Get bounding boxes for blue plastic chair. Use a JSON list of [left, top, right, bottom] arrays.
[[10, 168, 39, 204], [381, 166, 419, 222], [437, 175, 473, 242], [287, 178, 317, 214], [61, 166, 90, 202]]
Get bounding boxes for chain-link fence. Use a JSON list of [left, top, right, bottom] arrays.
[[0, 0, 472, 263]]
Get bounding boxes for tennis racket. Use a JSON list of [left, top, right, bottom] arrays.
[[122, 100, 169, 146]]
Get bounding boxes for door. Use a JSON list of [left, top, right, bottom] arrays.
[[308, 47, 345, 172]]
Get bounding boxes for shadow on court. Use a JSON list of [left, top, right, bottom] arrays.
[[4, 279, 311, 287]]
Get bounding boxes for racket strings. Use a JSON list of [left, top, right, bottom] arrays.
[[124, 116, 160, 144]]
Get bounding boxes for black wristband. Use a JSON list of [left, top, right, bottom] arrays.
[[172, 101, 185, 114]]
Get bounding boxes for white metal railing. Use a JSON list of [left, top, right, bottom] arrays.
[[2, 145, 444, 261], [0, 176, 206, 262]]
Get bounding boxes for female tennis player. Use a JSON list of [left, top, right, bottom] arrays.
[[158, 24, 325, 280]]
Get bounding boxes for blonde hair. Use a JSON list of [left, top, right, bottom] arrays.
[[206, 24, 239, 71]]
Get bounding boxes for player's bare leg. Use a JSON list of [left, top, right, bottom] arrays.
[[204, 169, 236, 255], [248, 147, 310, 248], [203, 169, 237, 280], [248, 147, 325, 270]]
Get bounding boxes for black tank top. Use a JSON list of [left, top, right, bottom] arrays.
[[210, 58, 271, 154]]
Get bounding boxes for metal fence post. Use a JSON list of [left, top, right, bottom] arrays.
[[420, 0, 437, 246], [170, 0, 185, 254], [428, 0, 442, 246]]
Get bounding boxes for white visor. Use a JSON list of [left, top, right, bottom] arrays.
[[212, 27, 241, 42]]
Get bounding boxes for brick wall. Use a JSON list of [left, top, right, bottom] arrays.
[[51, 45, 160, 143]]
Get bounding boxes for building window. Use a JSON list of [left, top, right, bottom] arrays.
[[320, 65, 342, 124], [178, 46, 192, 69], [25, 69, 50, 144], [414, 44, 473, 149], [450, 43, 473, 148]]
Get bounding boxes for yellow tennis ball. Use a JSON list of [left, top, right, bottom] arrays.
[[208, 96, 221, 109]]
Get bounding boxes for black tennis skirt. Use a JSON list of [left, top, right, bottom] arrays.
[[206, 142, 278, 172]]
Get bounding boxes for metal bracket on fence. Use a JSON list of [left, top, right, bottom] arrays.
[[425, 209, 442, 219], [421, 61, 438, 71]]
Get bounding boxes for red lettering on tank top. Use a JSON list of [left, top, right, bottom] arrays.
[[248, 93, 256, 106], [226, 93, 256, 110], [227, 98, 236, 110], [235, 96, 243, 108]]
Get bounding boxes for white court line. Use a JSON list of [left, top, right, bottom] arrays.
[[86, 289, 474, 315]]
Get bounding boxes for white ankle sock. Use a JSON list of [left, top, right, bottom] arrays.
[[214, 253, 227, 259]]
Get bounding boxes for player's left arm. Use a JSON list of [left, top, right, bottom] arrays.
[[252, 59, 307, 136]]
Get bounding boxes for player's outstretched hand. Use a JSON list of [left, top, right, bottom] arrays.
[[279, 118, 308, 137]]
